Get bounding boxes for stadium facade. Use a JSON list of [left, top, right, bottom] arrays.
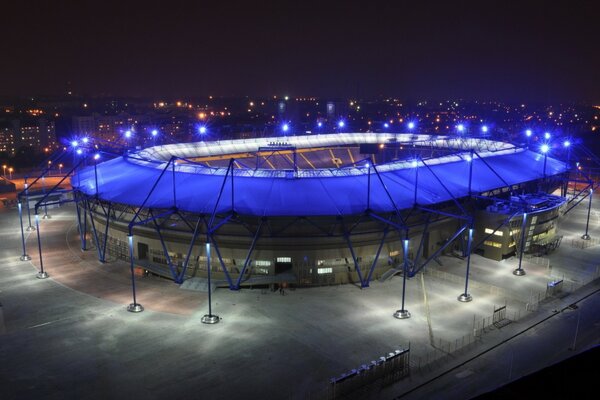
[[63, 133, 568, 291]]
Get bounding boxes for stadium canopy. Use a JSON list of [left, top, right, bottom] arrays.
[[72, 133, 567, 217]]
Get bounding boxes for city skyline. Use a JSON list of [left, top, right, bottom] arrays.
[[1, 1, 599, 103]]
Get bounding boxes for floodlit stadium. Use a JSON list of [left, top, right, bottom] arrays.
[[60, 132, 569, 306]]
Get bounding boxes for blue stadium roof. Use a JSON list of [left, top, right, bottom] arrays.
[[72, 135, 567, 217]]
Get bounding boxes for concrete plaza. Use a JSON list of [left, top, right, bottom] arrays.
[[0, 194, 598, 399]]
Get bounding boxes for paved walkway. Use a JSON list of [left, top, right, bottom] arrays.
[[0, 198, 598, 399]]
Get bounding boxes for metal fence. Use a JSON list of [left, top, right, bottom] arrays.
[[328, 347, 410, 399], [410, 306, 522, 373]]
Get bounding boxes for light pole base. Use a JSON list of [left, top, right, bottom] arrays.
[[201, 314, 220, 324], [458, 293, 473, 302], [581, 234, 591, 240], [36, 271, 49, 279], [42, 214, 51, 220], [513, 268, 526, 276], [394, 309, 411, 319], [26, 226, 36, 231], [127, 303, 144, 313], [20, 254, 31, 261]]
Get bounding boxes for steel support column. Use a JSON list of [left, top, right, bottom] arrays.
[[412, 224, 468, 276], [151, 216, 180, 281], [208, 235, 235, 290], [365, 227, 389, 285], [234, 219, 263, 289], [344, 232, 367, 288], [178, 216, 203, 283], [87, 200, 103, 261]]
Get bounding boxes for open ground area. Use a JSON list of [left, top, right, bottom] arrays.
[[1, 197, 599, 399]]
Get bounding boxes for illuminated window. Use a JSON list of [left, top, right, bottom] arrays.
[[389, 250, 400, 257], [255, 260, 271, 266], [484, 228, 503, 237], [317, 267, 333, 274], [276, 257, 291, 263], [484, 240, 502, 248]]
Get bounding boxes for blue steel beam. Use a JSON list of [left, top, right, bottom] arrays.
[[128, 157, 175, 231], [368, 212, 405, 231], [208, 213, 235, 234], [472, 151, 511, 190], [412, 223, 468, 276], [418, 156, 467, 216], [87, 200, 103, 261], [234, 219, 264, 289], [32, 158, 88, 213], [149, 211, 179, 281], [413, 215, 432, 267], [208, 159, 234, 230], [178, 216, 204, 283], [16, 150, 69, 199], [207, 234, 235, 289], [365, 226, 389, 285], [371, 162, 407, 229], [100, 203, 112, 262], [473, 209, 522, 250], [344, 232, 367, 288], [417, 206, 471, 221], [563, 186, 592, 216]]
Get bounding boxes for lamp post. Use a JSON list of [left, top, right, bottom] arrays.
[[201, 240, 220, 324], [8, 167, 13, 180], [514, 212, 528, 276], [24, 179, 35, 231], [34, 213, 49, 279], [458, 227, 474, 302], [126, 234, 144, 313], [582, 188, 593, 240], [41, 175, 50, 219], [525, 129, 532, 148], [2, 164, 6, 178], [394, 239, 411, 319]]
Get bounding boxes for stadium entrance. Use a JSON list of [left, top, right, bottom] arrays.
[[275, 257, 293, 274]]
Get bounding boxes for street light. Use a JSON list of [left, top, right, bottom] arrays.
[[8, 167, 13, 179], [2, 164, 6, 177], [58, 163, 63, 175]]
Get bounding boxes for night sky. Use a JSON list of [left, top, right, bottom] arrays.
[[2, 0, 599, 102]]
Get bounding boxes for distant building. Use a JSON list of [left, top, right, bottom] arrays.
[[0, 122, 16, 156], [18, 118, 57, 153]]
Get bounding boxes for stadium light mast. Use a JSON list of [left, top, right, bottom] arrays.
[[34, 213, 49, 279], [582, 188, 593, 241], [201, 239, 220, 324], [394, 239, 411, 319], [458, 227, 474, 302], [514, 212, 528, 276], [540, 143, 549, 177]]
